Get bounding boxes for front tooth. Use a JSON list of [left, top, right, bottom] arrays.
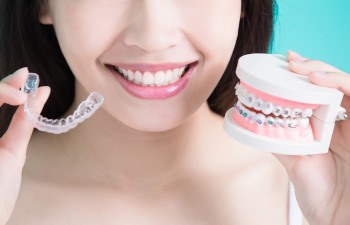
[[143, 72, 154, 85], [135, 71, 143, 84], [154, 71, 165, 86], [165, 70, 173, 83], [127, 70, 134, 81]]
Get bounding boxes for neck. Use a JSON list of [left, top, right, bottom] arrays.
[[55, 82, 219, 192]]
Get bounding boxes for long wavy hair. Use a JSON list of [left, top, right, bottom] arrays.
[[0, 0, 277, 136]]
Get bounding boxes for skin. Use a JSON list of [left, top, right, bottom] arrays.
[[0, 0, 348, 224]]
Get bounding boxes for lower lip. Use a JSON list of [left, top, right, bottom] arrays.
[[110, 63, 197, 99]]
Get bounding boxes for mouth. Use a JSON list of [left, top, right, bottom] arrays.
[[233, 82, 319, 141], [106, 62, 198, 99]]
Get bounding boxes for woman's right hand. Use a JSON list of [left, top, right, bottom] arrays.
[[0, 68, 50, 225]]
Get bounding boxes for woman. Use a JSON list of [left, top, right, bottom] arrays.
[[0, 0, 349, 224]]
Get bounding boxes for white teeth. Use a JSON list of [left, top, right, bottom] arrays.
[[245, 93, 256, 108], [266, 116, 275, 126], [302, 109, 313, 118], [253, 99, 263, 111], [275, 118, 284, 127], [262, 102, 274, 115], [256, 114, 266, 126], [143, 72, 154, 85], [165, 70, 173, 84], [281, 107, 291, 118], [235, 83, 315, 120], [115, 65, 187, 86], [127, 70, 134, 81], [298, 118, 309, 128], [135, 71, 143, 84], [284, 119, 297, 128], [235, 101, 310, 129], [273, 106, 283, 117], [154, 71, 165, 86], [291, 109, 302, 118]]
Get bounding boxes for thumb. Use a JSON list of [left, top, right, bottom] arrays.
[[1, 86, 51, 160]]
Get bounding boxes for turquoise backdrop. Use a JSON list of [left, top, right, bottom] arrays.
[[272, 0, 349, 72]]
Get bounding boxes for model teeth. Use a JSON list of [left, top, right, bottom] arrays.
[[234, 82, 315, 128], [234, 102, 310, 128], [235, 83, 313, 119], [114, 65, 188, 86]]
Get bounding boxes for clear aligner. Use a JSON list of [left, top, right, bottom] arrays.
[[21, 73, 104, 134]]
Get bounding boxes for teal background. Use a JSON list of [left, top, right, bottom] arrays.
[[272, 0, 350, 72]]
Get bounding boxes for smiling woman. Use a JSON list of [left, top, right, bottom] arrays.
[[4, 0, 350, 225], [0, 0, 274, 135]]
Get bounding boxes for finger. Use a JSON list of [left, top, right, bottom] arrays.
[[308, 71, 350, 96], [289, 59, 343, 76], [0, 82, 28, 106], [1, 86, 51, 159], [287, 50, 308, 62], [1, 67, 29, 88]]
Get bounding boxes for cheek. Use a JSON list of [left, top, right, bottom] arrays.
[[50, 3, 127, 74], [184, 3, 241, 93]]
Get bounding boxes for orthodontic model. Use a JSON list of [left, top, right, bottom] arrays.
[[224, 54, 347, 155], [21, 73, 104, 134]]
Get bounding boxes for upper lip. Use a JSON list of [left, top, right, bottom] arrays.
[[106, 61, 197, 73]]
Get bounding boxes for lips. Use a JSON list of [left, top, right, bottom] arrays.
[[107, 62, 198, 99], [233, 82, 319, 141]]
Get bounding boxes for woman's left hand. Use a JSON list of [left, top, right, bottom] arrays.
[[273, 51, 350, 225]]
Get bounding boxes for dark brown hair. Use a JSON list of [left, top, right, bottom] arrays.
[[0, 0, 277, 136]]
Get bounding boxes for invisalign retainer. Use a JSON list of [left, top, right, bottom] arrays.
[[21, 73, 104, 134], [224, 54, 347, 155]]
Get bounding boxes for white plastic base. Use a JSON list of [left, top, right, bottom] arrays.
[[224, 108, 328, 155]]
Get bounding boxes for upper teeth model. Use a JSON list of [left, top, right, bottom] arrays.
[[224, 54, 347, 155], [232, 82, 316, 141]]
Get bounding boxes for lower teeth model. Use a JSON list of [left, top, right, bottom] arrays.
[[224, 54, 347, 155], [21, 73, 104, 134]]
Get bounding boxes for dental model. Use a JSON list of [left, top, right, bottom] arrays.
[[21, 73, 104, 134], [224, 54, 347, 155]]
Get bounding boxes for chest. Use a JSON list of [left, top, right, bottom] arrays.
[[8, 177, 289, 225]]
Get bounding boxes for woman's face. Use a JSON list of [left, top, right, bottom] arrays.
[[41, 0, 242, 132]]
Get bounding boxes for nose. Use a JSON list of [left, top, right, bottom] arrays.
[[123, 1, 182, 53]]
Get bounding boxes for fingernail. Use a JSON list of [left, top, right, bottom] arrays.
[[290, 60, 306, 65], [14, 67, 28, 74], [288, 50, 308, 61]]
